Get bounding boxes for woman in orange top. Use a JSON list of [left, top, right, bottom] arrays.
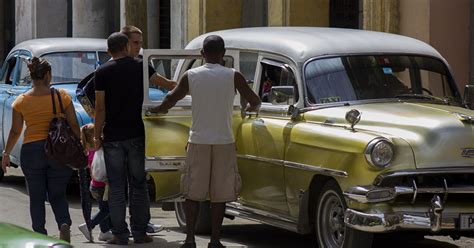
[[1, 57, 81, 242]]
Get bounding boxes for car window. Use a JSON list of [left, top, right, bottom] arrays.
[[98, 52, 111, 65], [42, 52, 101, 84], [304, 55, 461, 105], [18, 58, 32, 86], [259, 61, 298, 105], [0, 56, 17, 85], [240, 52, 258, 85]]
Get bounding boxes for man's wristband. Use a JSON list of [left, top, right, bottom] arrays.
[[2, 150, 9, 156]]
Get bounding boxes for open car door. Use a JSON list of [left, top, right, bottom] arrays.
[[142, 49, 239, 202]]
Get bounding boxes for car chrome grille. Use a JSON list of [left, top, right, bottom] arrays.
[[376, 173, 474, 204]]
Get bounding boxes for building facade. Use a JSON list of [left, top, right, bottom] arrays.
[[0, 0, 472, 90]]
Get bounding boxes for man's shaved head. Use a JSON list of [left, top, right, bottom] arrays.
[[202, 35, 225, 55]]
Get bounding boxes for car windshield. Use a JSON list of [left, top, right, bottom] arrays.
[[304, 55, 462, 106], [42, 52, 110, 83]]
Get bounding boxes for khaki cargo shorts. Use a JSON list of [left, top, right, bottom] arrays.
[[181, 143, 241, 203]]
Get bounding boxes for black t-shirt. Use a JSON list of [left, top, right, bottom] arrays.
[[94, 57, 153, 142]]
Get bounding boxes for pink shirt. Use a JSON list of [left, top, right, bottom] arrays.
[[88, 150, 106, 187]]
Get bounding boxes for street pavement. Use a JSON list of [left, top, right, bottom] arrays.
[[1, 169, 474, 248]]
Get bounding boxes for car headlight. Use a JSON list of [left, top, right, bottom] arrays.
[[365, 138, 394, 169]]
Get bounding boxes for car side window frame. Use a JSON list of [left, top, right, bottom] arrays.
[[255, 54, 301, 113], [16, 54, 33, 87], [0, 52, 19, 85]]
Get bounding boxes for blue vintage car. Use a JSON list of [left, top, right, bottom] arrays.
[[0, 38, 166, 180]]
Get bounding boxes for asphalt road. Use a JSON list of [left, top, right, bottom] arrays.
[[1, 169, 474, 248]]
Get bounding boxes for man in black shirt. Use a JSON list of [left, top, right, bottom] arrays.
[[94, 32, 152, 245]]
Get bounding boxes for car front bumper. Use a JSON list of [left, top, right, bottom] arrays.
[[344, 194, 472, 233]]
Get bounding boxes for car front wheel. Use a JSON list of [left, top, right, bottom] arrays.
[[316, 180, 373, 248], [174, 200, 212, 234]]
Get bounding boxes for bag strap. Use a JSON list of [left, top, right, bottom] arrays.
[[50, 87, 65, 116], [55, 89, 65, 114], [50, 87, 57, 115]]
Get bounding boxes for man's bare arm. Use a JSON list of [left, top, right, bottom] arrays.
[[235, 71, 261, 112], [149, 72, 189, 113], [150, 73, 177, 90]]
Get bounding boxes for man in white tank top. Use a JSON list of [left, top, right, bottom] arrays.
[[150, 35, 260, 248]]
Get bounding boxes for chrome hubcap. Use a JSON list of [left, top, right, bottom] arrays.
[[320, 192, 345, 247]]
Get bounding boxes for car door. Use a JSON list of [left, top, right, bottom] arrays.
[[0, 51, 19, 152], [141, 49, 240, 201], [3, 53, 32, 165], [236, 56, 299, 215]]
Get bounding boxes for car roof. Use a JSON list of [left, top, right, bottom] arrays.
[[9, 38, 107, 57], [186, 27, 444, 63]]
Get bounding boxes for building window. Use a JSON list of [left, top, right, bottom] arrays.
[[159, 0, 171, 49], [330, 0, 360, 29]]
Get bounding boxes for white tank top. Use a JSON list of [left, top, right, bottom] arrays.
[[187, 63, 236, 144]]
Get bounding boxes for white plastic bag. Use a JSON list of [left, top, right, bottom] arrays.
[[91, 147, 107, 182]]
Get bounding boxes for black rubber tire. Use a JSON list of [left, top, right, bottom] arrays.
[[174, 201, 212, 234], [315, 180, 374, 248]]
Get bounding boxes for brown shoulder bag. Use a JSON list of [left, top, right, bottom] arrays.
[[44, 88, 87, 169]]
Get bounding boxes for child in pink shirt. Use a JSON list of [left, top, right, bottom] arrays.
[[78, 124, 112, 242]]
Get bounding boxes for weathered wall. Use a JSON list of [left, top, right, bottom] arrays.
[[204, 0, 242, 32], [124, 0, 148, 47], [15, 0, 35, 44], [36, 0, 68, 38], [399, 0, 430, 42], [400, 0, 469, 92], [73, 0, 110, 38], [186, 0, 242, 42], [0, 0, 5, 61], [430, 0, 469, 91], [171, 0, 187, 49], [363, 0, 399, 33], [268, 0, 329, 26]]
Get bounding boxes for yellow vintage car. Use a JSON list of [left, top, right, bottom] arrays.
[[142, 27, 474, 248]]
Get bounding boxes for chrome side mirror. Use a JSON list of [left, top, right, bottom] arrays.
[[464, 85, 474, 109], [270, 86, 294, 105]]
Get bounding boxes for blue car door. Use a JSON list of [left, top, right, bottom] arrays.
[[0, 51, 18, 152], [3, 52, 32, 165]]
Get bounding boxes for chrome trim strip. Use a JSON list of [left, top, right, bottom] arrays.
[[145, 156, 186, 172], [225, 202, 298, 232], [237, 154, 283, 166], [284, 161, 348, 178], [237, 154, 348, 177], [146, 156, 187, 161], [374, 167, 474, 186], [344, 184, 474, 204]]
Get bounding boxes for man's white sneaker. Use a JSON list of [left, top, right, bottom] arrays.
[[98, 231, 114, 242], [78, 223, 93, 242]]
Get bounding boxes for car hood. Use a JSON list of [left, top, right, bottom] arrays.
[[304, 102, 474, 169], [53, 83, 79, 96], [0, 223, 69, 247]]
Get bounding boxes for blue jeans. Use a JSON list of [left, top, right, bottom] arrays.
[[103, 136, 150, 239], [90, 186, 111, 233], [20, 140, 73, 235]]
